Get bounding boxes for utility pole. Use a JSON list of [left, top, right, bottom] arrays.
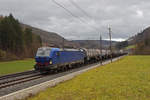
[[108, 27, 112, 63], [100, 35, 103, 65], [62, 37, 65, 50]]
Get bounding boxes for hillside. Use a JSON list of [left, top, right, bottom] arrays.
[[21, 24, 79, 48], [128, 26, 150, 45], [73, 40, 118, 49], [123, 26, 150, 54], [115, 26, 150, 50]]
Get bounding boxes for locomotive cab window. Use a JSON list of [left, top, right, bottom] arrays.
[[36, 48, 51, 57]]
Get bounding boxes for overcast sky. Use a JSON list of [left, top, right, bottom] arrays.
[[0, 0, 150, 41]]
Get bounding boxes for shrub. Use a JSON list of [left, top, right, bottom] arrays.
[[0, 49, 6, 59]]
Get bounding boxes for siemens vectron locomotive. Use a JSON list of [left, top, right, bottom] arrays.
[[34, 47, 124, 72]]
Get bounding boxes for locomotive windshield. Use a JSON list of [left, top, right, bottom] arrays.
[[36, 47, 51, 57]]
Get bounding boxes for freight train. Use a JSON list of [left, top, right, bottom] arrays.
[[34, 47, 125, 73]]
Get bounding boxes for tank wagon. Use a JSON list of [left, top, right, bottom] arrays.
[[34, 47, 125, 73]]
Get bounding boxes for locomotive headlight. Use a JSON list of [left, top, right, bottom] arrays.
[[49, 61, 52, 64]]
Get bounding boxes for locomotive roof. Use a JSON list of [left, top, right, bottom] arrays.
[[38, 47, 82, 52]]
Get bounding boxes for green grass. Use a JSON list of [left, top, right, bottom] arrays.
[[125, 45, 136, 50], [0, 59, 35, 76], [27, 56, 150, 100]]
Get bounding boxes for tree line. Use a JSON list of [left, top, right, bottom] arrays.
[[0, 14, 42, 60], [134, 31, 150, 55], [115, 26, 150, 55]]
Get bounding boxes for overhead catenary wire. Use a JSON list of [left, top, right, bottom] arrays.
[[51, 0, 100, 32], [52, 0, 80, 20], [69, 0, 127, 42], [68, 0, 92, 19], [68, 0, 100, 32]]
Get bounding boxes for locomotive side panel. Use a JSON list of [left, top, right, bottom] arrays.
[[34, 47, 86, 72], [52, 50, 85, 65]]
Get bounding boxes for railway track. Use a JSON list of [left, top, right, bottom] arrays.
[[0, 70, 37, 80], [0, 74, 43, 89], [0, 71, 42, 89]]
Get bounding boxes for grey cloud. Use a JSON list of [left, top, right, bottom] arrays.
[[0, 0, 150, 41]]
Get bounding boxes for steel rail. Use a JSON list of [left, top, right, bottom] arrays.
[[0, 74, 43, 89]]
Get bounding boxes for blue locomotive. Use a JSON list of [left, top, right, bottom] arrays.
[[34, 47, 86, 72]]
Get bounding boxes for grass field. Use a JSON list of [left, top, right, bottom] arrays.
[[0, 59, 35, 76], [27, 56, 150, 100], [125, 45, 136, 50]]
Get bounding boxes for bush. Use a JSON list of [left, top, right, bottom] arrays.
[[0, 49, 6, 59]]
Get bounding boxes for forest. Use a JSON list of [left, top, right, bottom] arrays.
[[0, 14, 42, 61]]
